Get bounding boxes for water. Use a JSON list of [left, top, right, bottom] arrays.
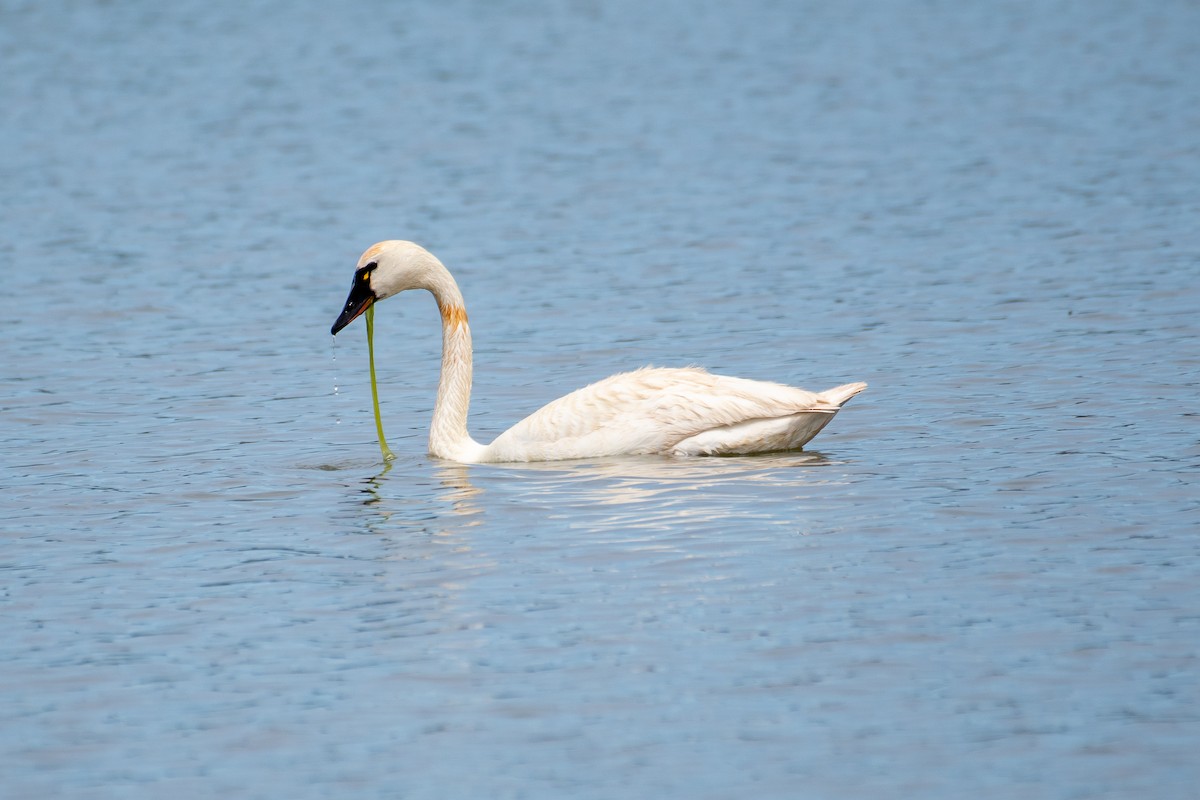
[[2, 1, 1197, 797]]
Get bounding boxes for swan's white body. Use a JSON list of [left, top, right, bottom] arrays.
[[331, 241, 866, 464]]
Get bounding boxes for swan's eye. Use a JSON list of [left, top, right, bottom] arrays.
[[361, 271, 371, 282]]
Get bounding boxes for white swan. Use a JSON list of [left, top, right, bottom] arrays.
[[330, 241, 866, 463]]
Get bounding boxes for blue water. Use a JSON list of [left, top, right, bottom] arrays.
[[2, 2, 1198, 798]]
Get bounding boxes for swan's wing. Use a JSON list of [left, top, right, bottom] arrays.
[[671, 411, 837, 456], [485, 367, 864, 460]]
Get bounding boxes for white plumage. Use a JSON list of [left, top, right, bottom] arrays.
[[330, 241, 866, 464]]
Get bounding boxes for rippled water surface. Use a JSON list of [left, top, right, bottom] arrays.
[[2, 2, 1198, 798]]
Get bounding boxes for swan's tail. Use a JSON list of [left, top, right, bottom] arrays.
[[818, 382, 868, 408]]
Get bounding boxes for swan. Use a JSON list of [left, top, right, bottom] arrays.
[[330, 241, 866, 463]]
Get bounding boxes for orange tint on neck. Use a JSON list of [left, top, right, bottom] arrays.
[[440, 304, 469, 328]]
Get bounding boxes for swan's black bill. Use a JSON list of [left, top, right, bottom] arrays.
[[330, 281, 376, 335]]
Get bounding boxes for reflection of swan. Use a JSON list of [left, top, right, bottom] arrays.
[[459, 452, 851, 534], [498, 453, 831, 508], [434, 462, 485, 522], [331, 241, 865, 463], [335, 451, 846, 541]]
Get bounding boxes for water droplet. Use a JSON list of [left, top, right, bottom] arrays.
[[332, 337, 341, 425]]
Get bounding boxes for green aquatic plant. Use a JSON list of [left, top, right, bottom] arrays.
[[365, 305, 395, 462]]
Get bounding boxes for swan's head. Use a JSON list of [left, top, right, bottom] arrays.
[[330, 240, 443, 335]]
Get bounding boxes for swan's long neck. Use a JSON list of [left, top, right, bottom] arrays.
[[425, 268, 483, 461]]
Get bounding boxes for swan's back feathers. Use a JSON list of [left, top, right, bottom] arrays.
[[484, 367, 864, 461]]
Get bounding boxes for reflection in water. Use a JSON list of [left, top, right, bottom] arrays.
[[490, 450, 834, 480], [340, 451, 855, 664], [487, 451, 846, 526], [360, 451, 851, 541], [348, 460, 493, 651], [356, 460, 483, 524], [351, 449, 849, 540], [360, 457, 393, 506], [434, 462, 486, 521]]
